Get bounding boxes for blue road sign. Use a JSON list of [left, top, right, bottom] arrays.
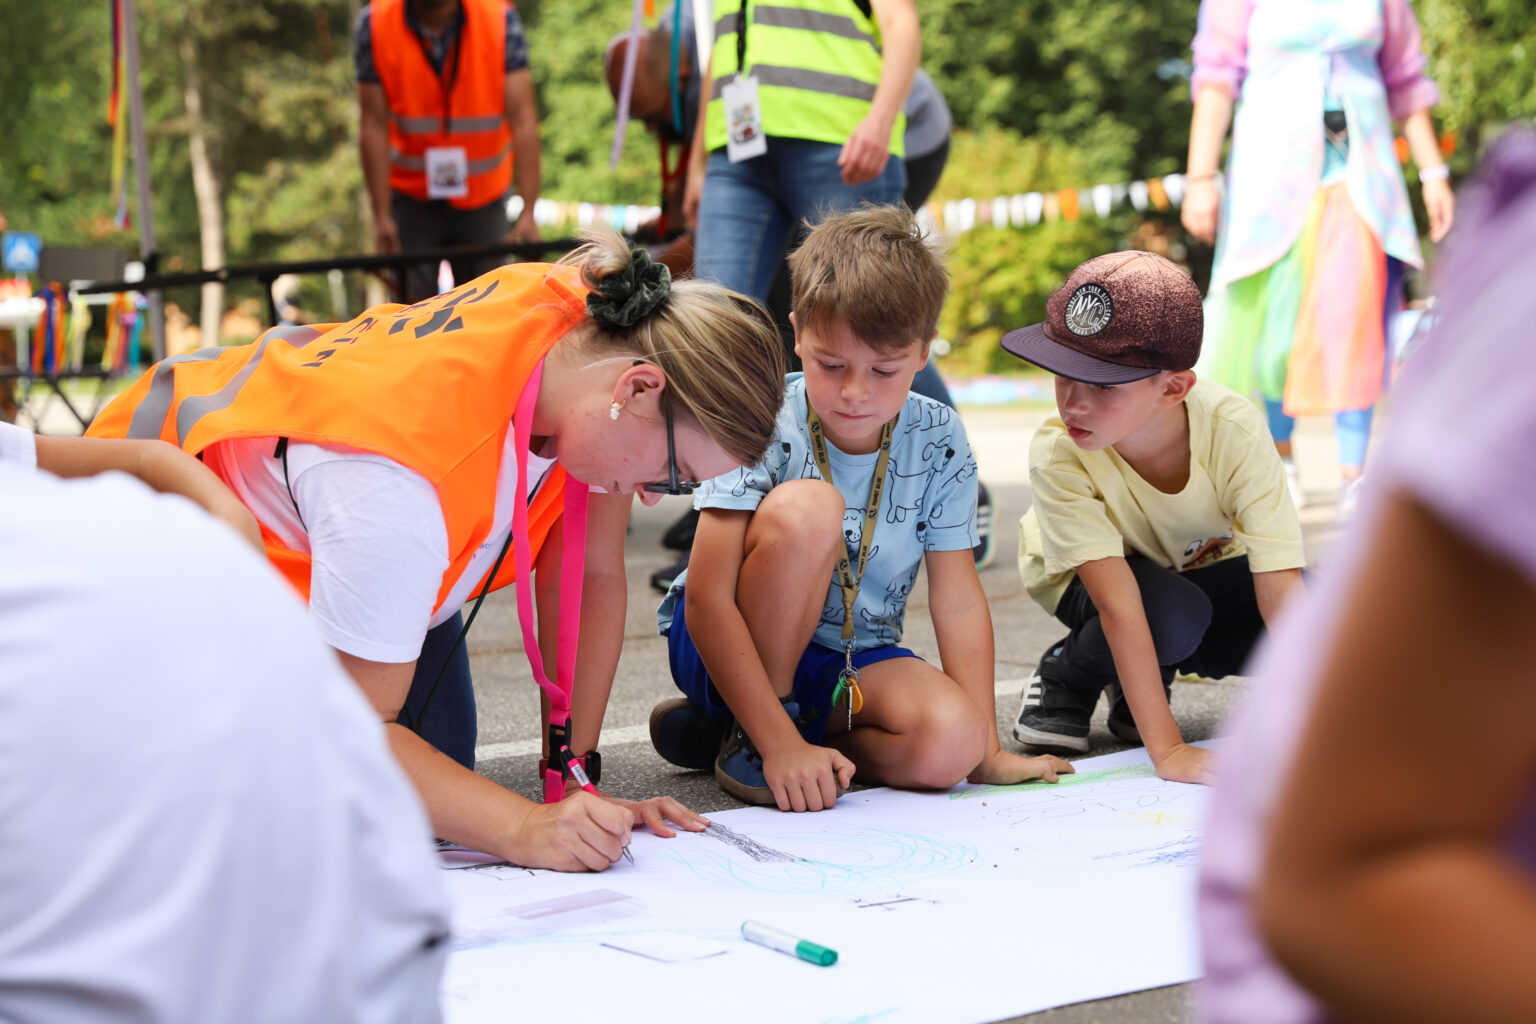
[[2, 232, 42, 274]]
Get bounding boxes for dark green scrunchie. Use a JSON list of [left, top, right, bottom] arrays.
[[586, 246, 672, 328]]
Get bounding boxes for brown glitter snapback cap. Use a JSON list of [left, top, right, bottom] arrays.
[[1000, 251, 1204, 385]]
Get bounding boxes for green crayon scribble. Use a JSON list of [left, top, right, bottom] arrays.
[[949, 762, 1157, 800]]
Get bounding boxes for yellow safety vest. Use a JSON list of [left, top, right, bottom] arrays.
[[704, 0, 904, 157]]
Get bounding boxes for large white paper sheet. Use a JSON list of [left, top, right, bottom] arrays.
[[441, 747, 1208, 1023]]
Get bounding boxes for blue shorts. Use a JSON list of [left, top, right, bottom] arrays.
[[666, 589, 920, 744]]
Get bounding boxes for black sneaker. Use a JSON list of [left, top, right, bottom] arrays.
[[1104, 670, 1175, 745], [973, 481, 996, 570], [1013, 666, 1097, 755], [650, 552, 689, 594], [661, 508, 700, 552], [649, 697, 727, 770]]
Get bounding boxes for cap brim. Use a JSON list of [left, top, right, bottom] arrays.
[[999, 323, 1161, 385]]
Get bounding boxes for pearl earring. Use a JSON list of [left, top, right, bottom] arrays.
[[609, 399, 626, 421]]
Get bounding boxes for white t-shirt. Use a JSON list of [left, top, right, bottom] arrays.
[[0, 419, 37, 469], [0, 464, 451, 1023], [202, 430, 552, 663]]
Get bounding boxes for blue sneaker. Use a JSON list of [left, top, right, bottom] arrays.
[[649, 697, 727, 771], [715, 699, 802, 805]]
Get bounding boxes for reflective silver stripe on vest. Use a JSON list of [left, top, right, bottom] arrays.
[[388, 144, 512, 174], [713, 5, 878, 47], [125, 347, 226, 440], [750, 6, 876, 46], [711, 65, 877, 103], [173, 326, 323, 446], [123, 327, 320, 443], [390, 114, 506, 135]]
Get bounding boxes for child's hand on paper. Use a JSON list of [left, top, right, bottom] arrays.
[[509, 791, 633, 872], [764, 741, 855, 813], [1152, 742, 1216, 786], [968, 749, 1075, 786]]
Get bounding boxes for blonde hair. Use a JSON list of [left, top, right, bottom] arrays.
[[561, 230, 786, 467], [788, 204, 950, 354]]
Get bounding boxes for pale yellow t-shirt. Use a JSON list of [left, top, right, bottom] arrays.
[[1019, 379, 1304, 613]]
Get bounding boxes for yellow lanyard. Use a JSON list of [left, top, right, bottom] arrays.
[[807, 404, 895, 721]]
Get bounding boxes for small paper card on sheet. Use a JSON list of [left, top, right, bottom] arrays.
[[601, 933, 731, 963]]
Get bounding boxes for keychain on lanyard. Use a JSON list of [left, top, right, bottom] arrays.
[[807, 404, 895, 732]]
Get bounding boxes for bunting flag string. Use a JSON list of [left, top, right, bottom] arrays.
[[506, 175, 1198, 239], [520, 130, 1452, 239]]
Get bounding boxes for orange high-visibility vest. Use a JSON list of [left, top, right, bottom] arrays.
[[373, 0, 514, 209], [88, 263, 589, 613]]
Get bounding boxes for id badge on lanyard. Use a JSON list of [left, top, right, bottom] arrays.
[[426, 146, 470, 199], [723, 75, 767, 163]]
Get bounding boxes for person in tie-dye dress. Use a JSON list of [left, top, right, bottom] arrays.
[[1182, 0, 1454, 511]]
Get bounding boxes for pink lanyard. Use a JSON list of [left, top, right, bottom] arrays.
[[510, 362, 594, 803]]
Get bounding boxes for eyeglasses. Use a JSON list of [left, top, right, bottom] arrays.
[[642, 399, 699, 496]]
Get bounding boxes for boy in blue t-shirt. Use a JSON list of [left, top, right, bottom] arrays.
[[651, 206, 1071, 810]]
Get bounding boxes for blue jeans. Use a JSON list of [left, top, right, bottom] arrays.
[[399, 611, 477, 770], [1265, 401, 1375, 470], [694, 139, 907, 302]]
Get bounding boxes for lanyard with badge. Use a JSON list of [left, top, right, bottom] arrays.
[[722, 0, 767, 162], [807, 403, 895, 729], [404, 362, 596, 804], [420, 8, 471, 198]]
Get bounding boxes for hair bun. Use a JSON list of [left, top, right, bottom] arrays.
[[586, 246, 672, 327]]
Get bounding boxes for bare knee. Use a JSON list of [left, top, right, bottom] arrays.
[[892, 701, 989, 790], [745, 479, 845, 568]]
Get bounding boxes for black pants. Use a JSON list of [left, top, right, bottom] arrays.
[[391, 192, 510, 304], [1045, 555, 1265, 693]]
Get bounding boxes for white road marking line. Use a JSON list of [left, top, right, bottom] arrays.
[[472, 680, 1034, 760]]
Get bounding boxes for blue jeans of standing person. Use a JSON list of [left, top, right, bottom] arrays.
[[694, 139, 907, 303], [399, 611, 477, 769]]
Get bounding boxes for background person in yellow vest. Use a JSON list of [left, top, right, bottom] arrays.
[[356, 0, 542, 303], [87, 234, 787, 872], [683, 0, 920, 302]]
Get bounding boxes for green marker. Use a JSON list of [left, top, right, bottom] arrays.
[[740, 920, 839, 966]]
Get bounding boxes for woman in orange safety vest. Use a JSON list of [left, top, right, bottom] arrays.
[[88, 233, 786, 872]]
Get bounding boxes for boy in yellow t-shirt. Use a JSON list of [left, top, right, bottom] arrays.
[[1002, 252, 1305, 786]]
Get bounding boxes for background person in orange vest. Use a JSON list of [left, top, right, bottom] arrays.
[[356, 0, 542, 303], [87, 233, 787, 872]]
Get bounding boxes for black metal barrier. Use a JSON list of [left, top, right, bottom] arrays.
[[5, 235, 582, 432], [73, 236, 582, 325]]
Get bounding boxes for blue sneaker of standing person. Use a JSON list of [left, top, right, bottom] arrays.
[[973, 481, 997, 570], [649, 697, 727, 771]]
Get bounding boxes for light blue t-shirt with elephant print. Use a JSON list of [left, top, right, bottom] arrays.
[[657, 373, 979, 652]]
